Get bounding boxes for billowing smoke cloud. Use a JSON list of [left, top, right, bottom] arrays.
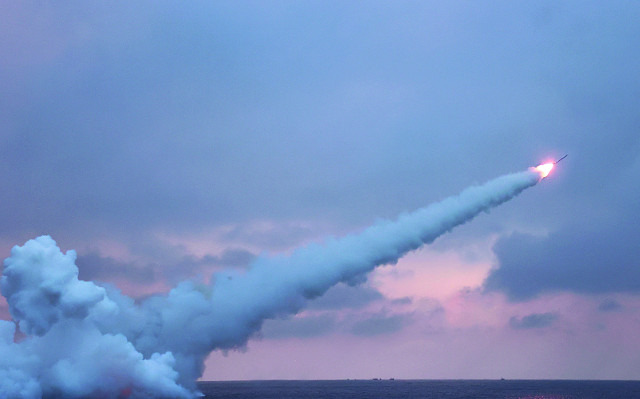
[[0, 168, 542, 398]]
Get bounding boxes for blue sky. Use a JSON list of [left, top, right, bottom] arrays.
[[1, 1, 640, 380]]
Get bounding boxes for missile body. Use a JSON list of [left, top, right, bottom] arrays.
[[555, 154, 568, 164]]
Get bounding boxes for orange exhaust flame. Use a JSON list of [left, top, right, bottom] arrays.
[[535, 163, 554, 179]]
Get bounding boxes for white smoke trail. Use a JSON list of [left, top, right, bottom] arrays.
[[0, 168, 542, 398]]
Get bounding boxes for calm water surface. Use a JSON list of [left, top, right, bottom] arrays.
[[198, 380, 640, 399]]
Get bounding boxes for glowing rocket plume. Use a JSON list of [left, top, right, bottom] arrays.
[[0, 167, 545, 398], [535, 163, 554, 179]]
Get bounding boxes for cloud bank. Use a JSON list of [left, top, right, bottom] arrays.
[[485, 216, 640, 301]]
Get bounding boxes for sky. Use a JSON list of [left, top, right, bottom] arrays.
[[1, 0, 640, 381]]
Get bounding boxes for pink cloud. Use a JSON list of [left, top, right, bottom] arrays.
[[370, 246, 492, 302], [202, 292, 640, 381]]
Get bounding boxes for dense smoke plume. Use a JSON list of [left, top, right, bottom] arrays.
[[0, 168, 542, 398]]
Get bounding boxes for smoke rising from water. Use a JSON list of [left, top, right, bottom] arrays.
[[0, 169, 542, 398]]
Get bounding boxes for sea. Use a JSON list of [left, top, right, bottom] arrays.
[[197, 380, 640, 399]]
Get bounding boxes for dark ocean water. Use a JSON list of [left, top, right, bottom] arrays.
[[197, 380, 640, 399]]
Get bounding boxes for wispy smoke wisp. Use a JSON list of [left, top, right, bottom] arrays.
[[0, 169, 541, 398]]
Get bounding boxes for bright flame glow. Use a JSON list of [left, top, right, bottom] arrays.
[[535, 163, 554, 178]]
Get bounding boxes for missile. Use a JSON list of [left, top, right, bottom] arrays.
[[554, 154, 567, 164]]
